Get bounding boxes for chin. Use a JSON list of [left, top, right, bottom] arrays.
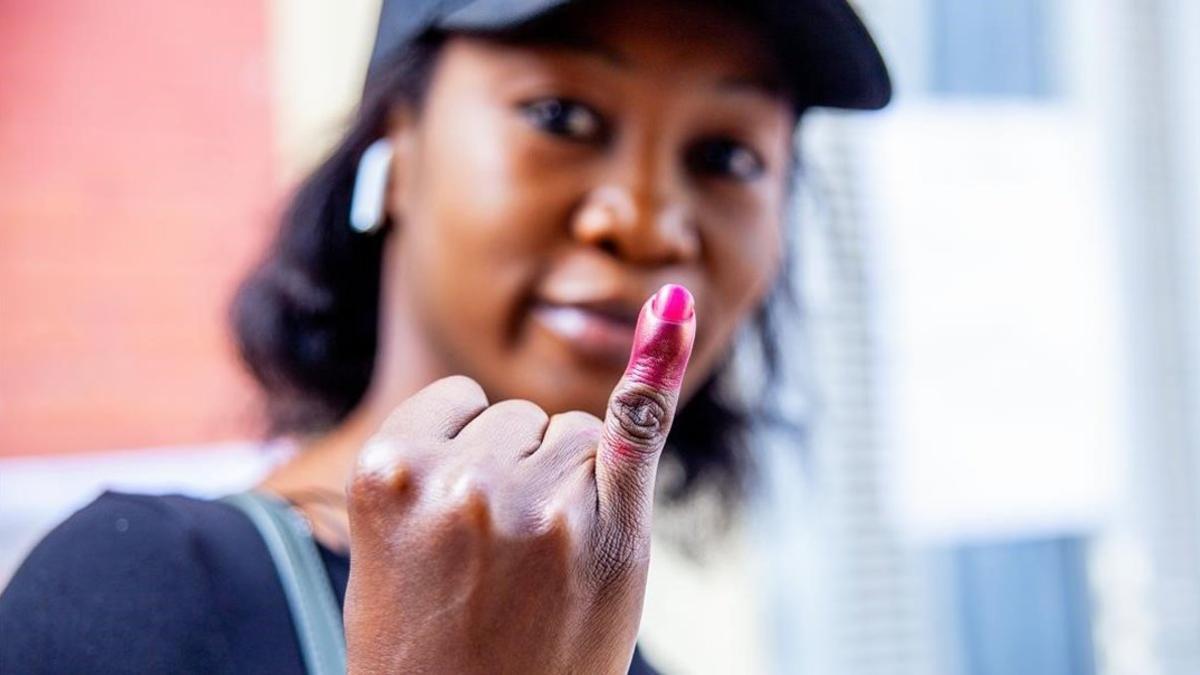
[[489, 355, 620, 418], [551, 383, 613, 418], [468, 322, 626, 416]]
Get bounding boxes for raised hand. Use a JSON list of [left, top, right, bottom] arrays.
[[344, 284, 695, 674]]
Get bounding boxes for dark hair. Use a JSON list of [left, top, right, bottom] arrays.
[[231, 30, 801, 516]]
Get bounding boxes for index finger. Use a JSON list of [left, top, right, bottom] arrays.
[[377, 375, 490, 440]]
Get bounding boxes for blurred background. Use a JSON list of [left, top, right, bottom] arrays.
[[1, 1, 1197, 674]]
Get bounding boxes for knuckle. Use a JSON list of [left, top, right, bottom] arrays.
[[440, 374, 488, 403], [445, 474, 492, 529], [382, 375, 489, 438], [461, 492, 491, 530], [607, 384, 672, 448], [547, 411, 603, 448], [532, 506, 572, 543], [352, 439, 413, 494], [415, 375, 488, 411], [536, 412, 602, 461], [446, 470, 485, 500], [355, 436, 395, 474], [437, 374, 484, 394], [494, 398, 549, 424], [589, 528, 643, 588], [348, 461, 416, 520], [551, 410, 603, 431], [430, 375, 489, 412]]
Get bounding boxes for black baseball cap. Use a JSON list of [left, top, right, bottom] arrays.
[[367, 0, 892, 111]]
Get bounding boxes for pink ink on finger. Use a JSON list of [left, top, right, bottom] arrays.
[[623, 284, 696, 391]]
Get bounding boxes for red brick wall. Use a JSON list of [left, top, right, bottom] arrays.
[[0, 1, 277, 456]]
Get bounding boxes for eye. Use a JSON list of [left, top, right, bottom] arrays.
[[686, 138, 765, 182], [519, 97, 606, 143]]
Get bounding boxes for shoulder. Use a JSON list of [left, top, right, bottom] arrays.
[[3, 491, 257, 598], [0, 492, 260, 674]]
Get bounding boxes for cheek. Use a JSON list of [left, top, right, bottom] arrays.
[[420, 95, 584, 252], [691, 206, 785, 372], [726, 222, 783, 308], [399, 100, 580, 363]]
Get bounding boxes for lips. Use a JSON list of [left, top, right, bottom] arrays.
[[530, 298, 642, 366]]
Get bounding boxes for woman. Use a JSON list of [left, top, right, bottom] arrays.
[[0, 0, 890, 672]]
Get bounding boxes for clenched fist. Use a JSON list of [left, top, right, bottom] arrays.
[[344, 284, 696, 674]]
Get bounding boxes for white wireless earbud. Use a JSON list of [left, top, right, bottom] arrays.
[[349, 138, 394, 234]]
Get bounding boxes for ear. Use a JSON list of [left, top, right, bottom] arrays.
[[383, 105, 419, 224]]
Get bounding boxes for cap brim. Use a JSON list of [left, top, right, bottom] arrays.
[[378, 0, 891, 111], [769, 0, 892, 109]]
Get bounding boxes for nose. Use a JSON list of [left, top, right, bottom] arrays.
[[570, 155, 700, 267]]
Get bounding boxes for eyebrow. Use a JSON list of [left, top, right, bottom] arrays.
[[517, 32, 630, 68], [515, 32, 787, 101], [716, 75, 790, 101]]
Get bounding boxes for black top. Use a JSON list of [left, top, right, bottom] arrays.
[[0, 491, 659, 674]]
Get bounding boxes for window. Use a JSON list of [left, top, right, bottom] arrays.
[[928, 0, 1057, 97]]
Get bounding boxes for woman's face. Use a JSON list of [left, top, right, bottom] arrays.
[[382, 0, 794, 417]]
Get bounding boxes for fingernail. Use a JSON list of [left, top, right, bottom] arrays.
[[651, 284, 694, 323]]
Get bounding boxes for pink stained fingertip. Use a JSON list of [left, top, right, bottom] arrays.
[[650, 283, 694, 323]]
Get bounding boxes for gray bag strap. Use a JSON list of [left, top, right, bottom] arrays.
[[222, 491, 347, 675]]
